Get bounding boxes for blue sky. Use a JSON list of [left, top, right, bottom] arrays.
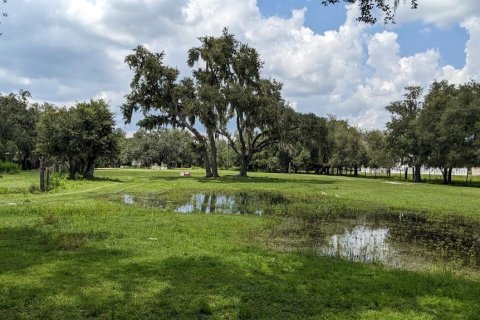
[[0, 0, 479, 132], [258, 0, 468, 68]]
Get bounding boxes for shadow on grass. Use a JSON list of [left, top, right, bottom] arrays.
[[2, 227, 480, 320], [83, 176, 124, 183], [0, 226, 126, 275], [149, 175, 338, 186]]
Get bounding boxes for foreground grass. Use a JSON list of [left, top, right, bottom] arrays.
[[1, 169, 480, 319]]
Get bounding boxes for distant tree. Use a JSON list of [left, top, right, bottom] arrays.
[[96, 128, 125, 168], [253, 148, 281, 173], [36, 100, 119, 178], [364, 129, 396, 174], [386, 86, 426, 182], [297, 113, 330, 174], [124, 31, 296, 178], [120, 129, 196, 168], [187, 29, 296, 177], [443, 81, 480, 179], [328, 118, 367, 176], [216, 139, 238, 169], [122, 46, 214, 177], [418, 80, 458, 183], [0, 90, 40, 169], [187, 28, 238, 177], [322, 0, 418, 24], [223, 74, 294, 177], [416, 80, 480, 184]]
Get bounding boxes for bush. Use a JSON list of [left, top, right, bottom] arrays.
[[48, 172, 68, 190], [0, 161, 21, 174]]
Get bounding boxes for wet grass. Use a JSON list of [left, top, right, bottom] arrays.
[[0, 169, 480, 319]]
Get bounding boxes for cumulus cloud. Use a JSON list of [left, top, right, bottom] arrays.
[[0, 0, 479, 130], [396, 1, 480, 27]]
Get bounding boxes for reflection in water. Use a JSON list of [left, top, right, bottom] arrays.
[[123, 194, 134, 205], [303, 215, 480, 269], [120, 192, 285, 216], [175, 193, 265, 215], [319, 225, 395, 263], [122, 194, 166, 209], [119, 192, 480, 271]]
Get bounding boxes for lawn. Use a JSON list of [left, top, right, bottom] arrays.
[[1, 169, 480, 319]]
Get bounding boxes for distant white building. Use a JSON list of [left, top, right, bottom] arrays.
[[362, 166, 475, 176]]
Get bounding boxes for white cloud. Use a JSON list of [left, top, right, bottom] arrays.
[[396, 1, 480, 27], [1, 0, 479, 130]]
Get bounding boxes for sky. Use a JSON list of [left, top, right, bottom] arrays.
[[0, 0, 479, 134]]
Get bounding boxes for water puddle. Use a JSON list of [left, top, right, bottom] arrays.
[[121, 194, 167, 209], [176, 193, 267, 215], [117, 192, 480, 271], [320, 225, 394, 263], [299, 215, 480, 269], [119, 191, 287, 216]]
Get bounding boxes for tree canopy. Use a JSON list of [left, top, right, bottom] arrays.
[[0, 90, 40, 169], [123, 29, 294, 177], [322, 0, 418, 24], [36, 99, 119, 178], [120, 129, 196, 168]]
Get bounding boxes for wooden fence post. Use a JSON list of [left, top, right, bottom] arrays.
[[39, 157, 45, 192]]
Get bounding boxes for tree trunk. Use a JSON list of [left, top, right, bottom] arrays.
[[46, 168, 50, 191], [414, 165, 422, 183], [68, 157, 77, 179], [39, 158, 46, 192], [239, 156, 249, 177], [354, 165, 358, 177], [404, 167, 408, 181], [201, 194, 210, 213], [447, 167, 453, 184], [21, 155, 29, 170], [210, 193, 217, 212], [201, 145, 213, 177], [441, 167, 448, 184], [185, 125, 211, 177], [84, 158, 95, 179], [207, 129, 219, 178]]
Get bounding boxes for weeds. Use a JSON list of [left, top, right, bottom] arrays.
[[0, 161, 21, 174]]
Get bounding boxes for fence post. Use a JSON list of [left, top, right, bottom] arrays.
[[46, 168, 50, 191], [39, 157, 45, 192]]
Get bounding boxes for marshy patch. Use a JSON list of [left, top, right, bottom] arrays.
[[271, 213, 480, 271]]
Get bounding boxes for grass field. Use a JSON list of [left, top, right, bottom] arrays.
[[1, 169, 480, 319]]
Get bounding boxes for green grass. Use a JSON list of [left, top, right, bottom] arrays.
[[1, 169, 480, 319]]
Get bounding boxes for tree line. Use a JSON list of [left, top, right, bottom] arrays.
[[0, 95, 120, 178], [2, 29, 479, 184], [122, 29, 479, 183]]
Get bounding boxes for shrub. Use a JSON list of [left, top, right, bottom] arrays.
[[0, 161, 21, 174], [48, 172, 68, 190]]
